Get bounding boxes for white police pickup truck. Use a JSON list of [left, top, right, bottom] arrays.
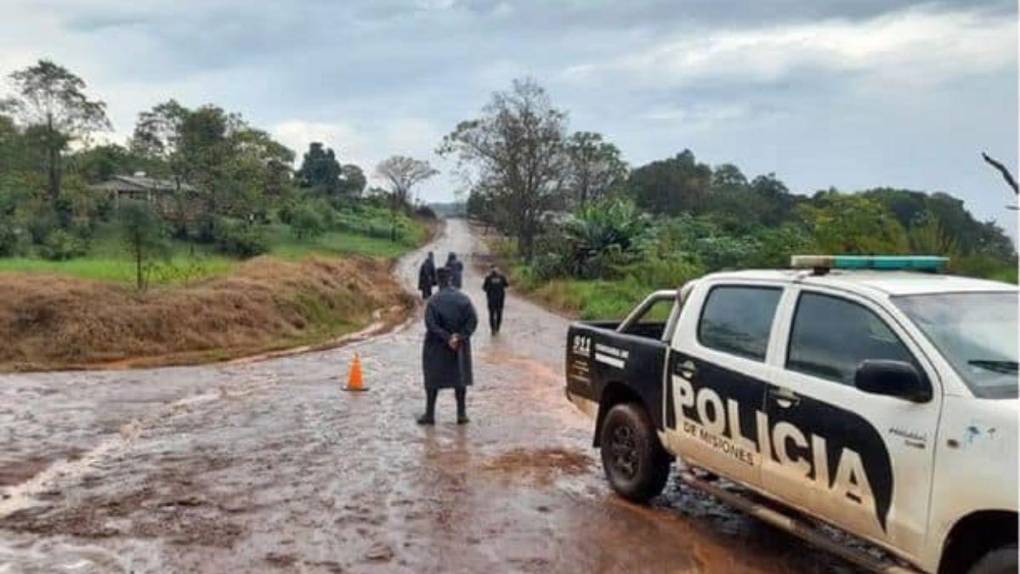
[[565, 256, 1018, 574]]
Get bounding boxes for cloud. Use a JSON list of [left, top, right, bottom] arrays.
[[272, 117, 448, 199], [273, 121, 367, 165], [563, 5, 1016, 90]]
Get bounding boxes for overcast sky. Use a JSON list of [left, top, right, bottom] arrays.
[[2, 0, 1017, 237]]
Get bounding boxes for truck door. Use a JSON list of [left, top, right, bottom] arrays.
[[761, 288, 940, 559], [664, 283, 785, 489]]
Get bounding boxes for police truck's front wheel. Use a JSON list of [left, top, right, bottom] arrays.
[[600, 403, 671, 502]]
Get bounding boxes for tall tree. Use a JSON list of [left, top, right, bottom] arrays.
[[131, 99, 189, 186], [224, 126, 295, 218], [70, 143, 145, 184], [1, 60, 110, 203], [439, 78, 568, 259], [625, 149, 713, 216], [132, 102, 294, 233], [296, 142, 342, 196], [375, 155, 438, 240], [564, 131, 627, 208], [340, 164, 367, 197], [748, 172, 794, 226]]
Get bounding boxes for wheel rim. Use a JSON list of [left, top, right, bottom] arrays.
[[608, 422, 639, 480]]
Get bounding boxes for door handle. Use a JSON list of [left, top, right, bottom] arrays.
[[678, 360, 697, 379], [770, 387, 800, 408]]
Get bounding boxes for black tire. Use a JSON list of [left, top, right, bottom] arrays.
[[967, 544, 1018, 574], [599, 402, 672, 502]]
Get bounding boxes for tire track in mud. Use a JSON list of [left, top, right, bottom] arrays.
[[0, 370, 278, 520]]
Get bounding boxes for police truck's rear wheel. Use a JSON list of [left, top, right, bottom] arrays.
[[600, 403, 671, 502]]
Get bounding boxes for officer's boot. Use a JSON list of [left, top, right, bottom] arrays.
[[417, 389, 437, 425], [455, 388, 469, 425]]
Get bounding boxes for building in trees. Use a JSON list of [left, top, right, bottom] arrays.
[[90, 173, 196, 212]]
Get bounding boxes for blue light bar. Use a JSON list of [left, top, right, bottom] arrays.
[[791, 255, 949, 272]]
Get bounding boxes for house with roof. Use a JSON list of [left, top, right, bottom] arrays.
[[89, 172, 196, 211]]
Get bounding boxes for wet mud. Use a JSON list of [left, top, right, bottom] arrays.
[[0, 219, 866, 573]]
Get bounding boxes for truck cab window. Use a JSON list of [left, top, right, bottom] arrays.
[[620, 296, 676, 340], [697, 286, 782, 361], [787, 292, 916, 385]]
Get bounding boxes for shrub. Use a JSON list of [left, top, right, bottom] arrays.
[[621, 256, 704, 289], [39, 229, 87, 261], [693, 235, 760, 270], [291, 204, 326, 240], [26, 209, 58, 245], [0, 219, 20, 256], [148, 258, 224, 286], [746, 224, 815, 268], [557, 199, 648, 279], [69, 219, 95, 243], [214, 219, 269, 258], [519, 252, 564, 283], [277, 199, 298, 225], [952, 254, 1019, 284]]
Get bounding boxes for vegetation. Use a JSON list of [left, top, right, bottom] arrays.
[[0, 256, 410, 370], [1, 60, 111, 203], [440, 79, 569, 260], [117, 201, 167, 290], [0, 59, 435, 369], [0, 60, 431, 281], [374, 155, 438, 241], [459, 79, 1018, 319]]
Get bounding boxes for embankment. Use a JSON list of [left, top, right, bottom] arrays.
[[0, 256, 413, 371]]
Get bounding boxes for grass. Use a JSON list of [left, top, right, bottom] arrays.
[[0, 254, 236, 284], [0, 216, 430, 285], [524, 276, 658, 320], [266, 223, 426, 260]]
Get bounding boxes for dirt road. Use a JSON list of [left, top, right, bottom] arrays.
[[0, 220, 862, 573]]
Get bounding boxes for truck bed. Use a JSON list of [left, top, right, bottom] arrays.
[[565, 321, 670, 436]]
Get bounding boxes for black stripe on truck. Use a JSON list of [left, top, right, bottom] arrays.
[[567, 324, 668, 430]]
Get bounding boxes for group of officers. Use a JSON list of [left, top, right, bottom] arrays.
[[415, 251, 509, 425]]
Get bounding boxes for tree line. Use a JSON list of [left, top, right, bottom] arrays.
[[0, 60, 436, 285], [446, 78, 1016, 282]]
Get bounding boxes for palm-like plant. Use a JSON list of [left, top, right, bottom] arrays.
[[561, 200, 647, 278]]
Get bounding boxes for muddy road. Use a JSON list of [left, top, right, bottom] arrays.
[[0, 220, 863, 573]]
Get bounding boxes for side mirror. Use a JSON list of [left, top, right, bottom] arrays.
[[854, 360, 931, 403]]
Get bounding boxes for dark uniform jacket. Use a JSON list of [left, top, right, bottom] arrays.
[[446, 259, 464, 289], [422, 287, 478, 390], [482, 272, 509, 306], [418, 258, 437, 292]]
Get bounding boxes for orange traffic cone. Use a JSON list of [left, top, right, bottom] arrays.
[[344, 352, 367, 392]]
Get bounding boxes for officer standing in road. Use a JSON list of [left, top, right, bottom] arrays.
[[419, 267, 478, 425], [418, 251, 437, 299], [445, 252, 464, 289], [482, 265, 509, 334]]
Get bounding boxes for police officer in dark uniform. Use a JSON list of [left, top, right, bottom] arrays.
[[445, 252, 464, 289], [482, 265, 509, 334], [418, 251, 437, 299], [419, 267, 478, 425]]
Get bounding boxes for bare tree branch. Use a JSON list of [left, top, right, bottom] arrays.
[[981, 152, 1018, 196], [374, 155, 438, 240]]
